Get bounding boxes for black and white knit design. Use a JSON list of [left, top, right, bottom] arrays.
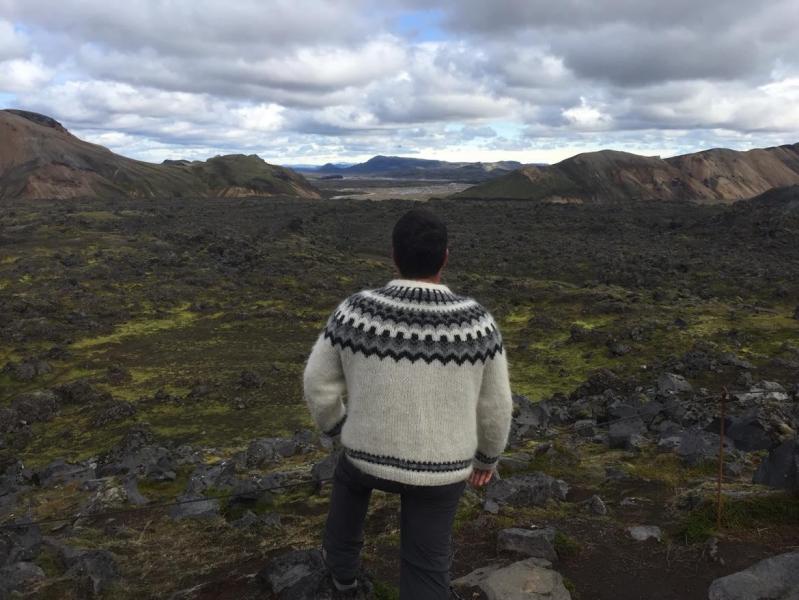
[[322, 283, 504, 366], [303, 278, 514, 486]]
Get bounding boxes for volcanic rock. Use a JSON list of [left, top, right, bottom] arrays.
[[497, 528, 558, 562], [258, 549, 374, 599], [708, 551, 799, 600]]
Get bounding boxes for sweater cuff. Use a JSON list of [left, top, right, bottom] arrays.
[[473, 450, 500, 471], [323, 414, 347, 438]]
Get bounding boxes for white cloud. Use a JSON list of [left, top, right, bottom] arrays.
[[562, 97, 613, 130], [1, 0, 798, 162], [0, 56, 52, 92], [0, 19, 26, 60]]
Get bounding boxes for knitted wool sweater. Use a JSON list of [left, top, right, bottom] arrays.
[[302, 278, 513, 486]]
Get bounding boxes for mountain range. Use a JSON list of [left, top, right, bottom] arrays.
[[455, 146, 799, 203], [0, 110, 321, 201], [3, 108, 799, 204], [299, 155, 525, 182]]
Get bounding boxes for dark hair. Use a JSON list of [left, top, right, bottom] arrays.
[[391, 208, 448, 278]]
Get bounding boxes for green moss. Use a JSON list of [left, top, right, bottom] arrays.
[[625, 453, 716, 490], [73, 305, 198, 350], [137, 469, 193, 501], [675, 493, 799, 544], [554, 531, 581, 559], [374, 580, 400, 600], [563, 576, 580, 599]]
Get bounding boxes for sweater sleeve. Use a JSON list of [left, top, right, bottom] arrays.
[[302, 327, 348, 437], [473, 335, 513, 471]]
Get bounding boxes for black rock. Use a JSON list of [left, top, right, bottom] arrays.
[[753, 438, 798, 493], [11, 390, 60, 423], [184, 461, 237, 496], [258, 549, 374, 599], [608, 419, 646, 450], [169, 495, 220, 520], [97, 426, 176, 481], [657, 373, 693, 396], [64, 549, 120, 596], [510, 394, 550, 441], [37, 459, 97, 487], [658, 429, 732, 466], [497, 527, 557, 561], [91, 401, 137, 427], [0, 561, 45, 595], [484, 472, 569, 508], [312, 450, 341, 490], [727, 409, 778, 452], [55, 379, 112, 405], [122, 476, 149, 505], [246, 437, 300, 467], [0, 522, 42, 566]]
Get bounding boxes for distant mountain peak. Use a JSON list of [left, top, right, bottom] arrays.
[[456, 143, 799, 204], [4, 109, 70, 134], [0, 109, 320, 201]]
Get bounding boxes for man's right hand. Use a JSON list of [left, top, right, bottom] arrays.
[[468, 468, 494, 487]]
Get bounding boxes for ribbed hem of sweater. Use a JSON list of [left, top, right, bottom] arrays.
[[345, 450, 472, 486]]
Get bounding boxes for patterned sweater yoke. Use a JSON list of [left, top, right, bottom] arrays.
[[302, 278, 514, 486]]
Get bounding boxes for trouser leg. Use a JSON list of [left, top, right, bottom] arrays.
[[399, 479, 466, 600], [322, 453, 373, 582]]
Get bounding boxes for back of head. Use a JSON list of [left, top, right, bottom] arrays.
[[391, 208, 448, 278]]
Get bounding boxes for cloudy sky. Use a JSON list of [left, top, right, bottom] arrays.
[[1, 0, 798, 165]]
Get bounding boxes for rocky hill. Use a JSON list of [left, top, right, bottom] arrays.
[[301, 154, 524, 182], [455, 144, 799, 203], [0, 110, 321, 201]]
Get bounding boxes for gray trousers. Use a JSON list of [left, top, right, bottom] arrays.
[[322, 452, 467, 600]]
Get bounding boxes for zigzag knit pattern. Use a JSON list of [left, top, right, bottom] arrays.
[[322, 281, 503, 365]]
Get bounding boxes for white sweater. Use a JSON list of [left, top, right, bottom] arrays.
[[302, 278, 513, 486]]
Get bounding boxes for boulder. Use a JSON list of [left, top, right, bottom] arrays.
[[572, 420, 596, 438], [657, 430, 731, 466], [55, 379, 112, 405], [608, 419, 646, 450], [657, 373, 693, 395], [0, 522, 42, 566], [11, 390, 60, 423], [3, 360, 51, 382], [312, 450, 341, 489], [484, 473, 569, 509], [231, 510, 281, 529], [122, 476, 149, 505], [753, 438, 798, 493], [727, 415, 774, 452], [0, 408, 21, 435], [454, 558, 571, 600], [246, 437, 300, 467], [0, 561, 46, 595], [90, 401, 136, 427], [708, 551, 799, 600], [37, 459, 97, 487], [497, 528, 557, 562], [627, 525, 662, 542], [585, 495, 608, 516], [184, 461, 237, 496], [510, 395, 550, 441], [168, 495, 220, 520], [97, 426, 176, 481], [64, 549, 120, 596], [258, 549, 374, 599]]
